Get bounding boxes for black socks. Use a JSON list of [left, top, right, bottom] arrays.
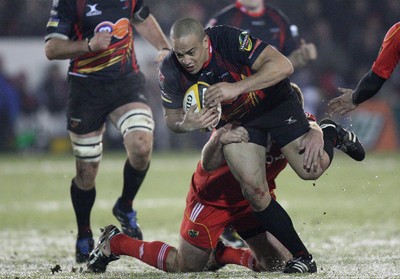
[[253, 199, 309, 258]]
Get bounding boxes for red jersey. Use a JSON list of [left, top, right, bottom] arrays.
[[190, 144, 287, 208], [372, 22, 400, 79]]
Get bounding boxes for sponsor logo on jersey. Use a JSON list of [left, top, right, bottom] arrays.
[[94, 18, 130, 39], [188, 229, 199, 239], [239, 32, 252, 51], [46, 17, 59, 28], [285, 116, 297, 125], [251, 20, 266, 26], [86, 4, 102, 17]]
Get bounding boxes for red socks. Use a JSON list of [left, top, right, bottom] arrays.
[[110, 234, 171, 271], [216, 246, 258, 271]]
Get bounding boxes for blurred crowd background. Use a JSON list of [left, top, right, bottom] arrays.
[[1, 0, 400, 153]]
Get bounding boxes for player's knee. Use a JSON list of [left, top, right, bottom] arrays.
[[117, 108, 154, 138], [70, 134, 103, 163], [164, 248, 179, 272]]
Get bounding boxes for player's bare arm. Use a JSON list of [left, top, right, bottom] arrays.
[[164, 106, 219, 133], [204, 45, 293, 107], [45, 31, 112, 60], [133, 14, 170, 63], [201, 124, 249, 171]]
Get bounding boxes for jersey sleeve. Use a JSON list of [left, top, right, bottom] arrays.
[[210, 26, 269, 69], [44, 0, 76, 42], [371, 22, 400, 79], [158, 57, 185, 109]]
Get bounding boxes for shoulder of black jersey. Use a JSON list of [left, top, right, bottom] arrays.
[[264, 4, 293, 25]]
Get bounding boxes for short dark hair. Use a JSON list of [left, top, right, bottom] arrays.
[[291, 82, 304, 108], [170, 18, 206, 41]]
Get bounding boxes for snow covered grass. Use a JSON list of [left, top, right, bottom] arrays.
[[1, 151, 399, 278]]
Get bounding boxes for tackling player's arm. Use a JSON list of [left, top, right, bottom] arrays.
[[201, 124, 249, 172], [205, 45, 293, 107]]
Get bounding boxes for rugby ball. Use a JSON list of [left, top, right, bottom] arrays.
[[183, 81, 221, 131]]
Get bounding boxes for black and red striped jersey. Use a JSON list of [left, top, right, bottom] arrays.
[[45, 0, 146, 79], [159, 25, 292, 126], [207, 2, 298, 56]]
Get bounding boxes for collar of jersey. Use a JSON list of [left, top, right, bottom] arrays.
[[202, 39, 213, 69]]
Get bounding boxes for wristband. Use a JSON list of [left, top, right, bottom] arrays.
[[87, 38, 94, 52]]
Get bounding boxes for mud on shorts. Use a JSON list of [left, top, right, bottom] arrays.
[[67, 72, 148, 134], [243, 90, 310, 149], [180, 191, 266, 249]]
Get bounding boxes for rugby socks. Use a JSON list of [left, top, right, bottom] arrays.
[[321, 125, 336, 163], [253, 199, 309, 258], [70, 179, 96, 238], [119, 159, 149, 211], [216, 246, 259, 271], [110, 234, 172, 271]]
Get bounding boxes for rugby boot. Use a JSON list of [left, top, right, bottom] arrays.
[[87, 225, 121, 273], [113, 198, 143, 240], [75, 237, 94, 263], [320, 118, 365, 161], [283, 254, 317, 273]]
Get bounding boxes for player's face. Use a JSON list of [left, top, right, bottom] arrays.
[[172, 34, 209, 75], [238, 0, 264, 10]]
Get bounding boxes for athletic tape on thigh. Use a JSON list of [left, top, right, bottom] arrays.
[[70, 134, 103, 162], [117, 109, 154, 137]]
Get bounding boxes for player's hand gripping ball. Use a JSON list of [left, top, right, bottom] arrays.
[[183, 81, 222, 131]]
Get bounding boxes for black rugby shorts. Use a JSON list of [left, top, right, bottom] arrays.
[[243, 91, 310, 148], [67, 72, 147, 134]]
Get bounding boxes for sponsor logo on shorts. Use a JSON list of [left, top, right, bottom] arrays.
[[70, 118, 81, 128], [188, 229, 199, 239]]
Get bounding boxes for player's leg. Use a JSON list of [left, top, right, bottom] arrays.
[[245, 232, 291, 271], [280, 130, 331, 180], [87, 224, 179, 273], [67, 75, 112, 263], [69, 128, 104, 263], [223, 142, 313, 268], [223, 142, 270, 210], [177, 236, 212, 272], [109, 101, 154, 240]]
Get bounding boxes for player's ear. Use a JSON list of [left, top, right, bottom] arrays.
[[202, 35, 209, 49]]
